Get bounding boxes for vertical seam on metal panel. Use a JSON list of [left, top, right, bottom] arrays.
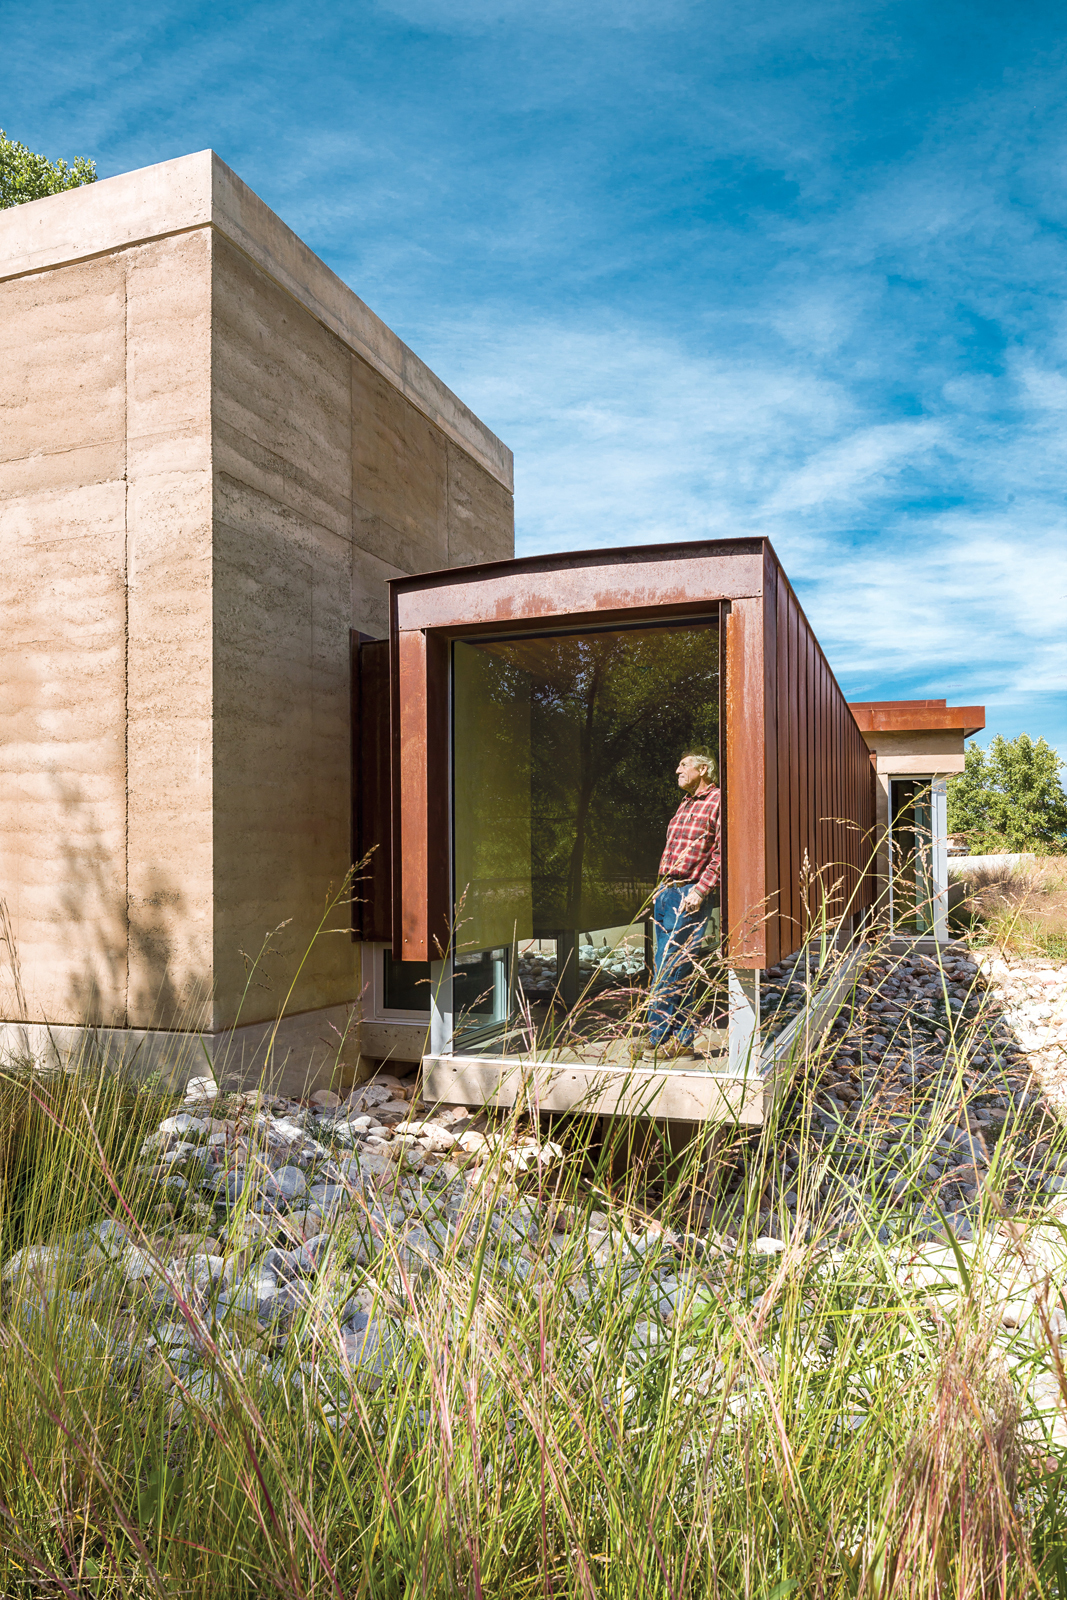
[[123, 261, 130, 1028]]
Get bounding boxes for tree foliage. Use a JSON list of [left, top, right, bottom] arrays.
[[0, 130, 96, 209], [948, 732, 1067, 854]]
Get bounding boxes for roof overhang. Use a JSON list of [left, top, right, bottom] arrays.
[[848, 699, 985, 738]]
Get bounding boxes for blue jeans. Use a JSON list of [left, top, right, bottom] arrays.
[[648, 884, 709, 1046]]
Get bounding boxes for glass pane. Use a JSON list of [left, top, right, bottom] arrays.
[[890, 779, 934, 934], [452, 619, 722, 1060], [382, 951, 432, 1013], [452, 946, 509, 1047]]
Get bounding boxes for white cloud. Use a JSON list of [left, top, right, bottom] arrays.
[[762, 420, 946, 513], [425, 309, 1067, 744], [6, 0, 1066, 759]]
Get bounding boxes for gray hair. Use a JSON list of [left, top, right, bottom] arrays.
[[681, 748, 719, 783]]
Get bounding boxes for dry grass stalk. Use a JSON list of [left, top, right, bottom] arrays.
[[861, 1331, 1032, 1600], [953, 858, 1067, 958]]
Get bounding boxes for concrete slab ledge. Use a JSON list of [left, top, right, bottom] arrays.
[[0, 1003, 365, 1099], [423, 941, 870, 1125], [423, 1055, 765, 1124]]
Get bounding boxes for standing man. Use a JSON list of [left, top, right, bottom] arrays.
[[646, 749, 721, 1059]]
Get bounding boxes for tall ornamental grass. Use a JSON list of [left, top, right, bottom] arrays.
[[952, 858, 1067, 960], [1, 930, 1066, 1596]]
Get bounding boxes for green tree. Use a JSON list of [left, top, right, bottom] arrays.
[[0, 130, 96, 209], [948, 733, 1067, 853]]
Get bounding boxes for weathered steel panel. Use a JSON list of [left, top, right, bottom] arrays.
[[388, 538, 875, 974], [353, 635, 392, 940], [849, 703, 985, 734], [761, 549, 781, 970], [786, 590, 802, 948], [724, 596, 767, 964], [393, 539, 764, 631], [392, 629, 450, 961], [775, 572, 793, 955], [760, 557, 875, 964]]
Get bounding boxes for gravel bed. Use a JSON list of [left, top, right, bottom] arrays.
[[5, 943, 1067, 1439]]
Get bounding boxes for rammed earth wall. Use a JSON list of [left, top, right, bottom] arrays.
[[0, 151, 513, 1054]]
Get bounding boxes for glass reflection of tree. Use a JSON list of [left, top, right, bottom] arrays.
[[486, 628, 719, 934], [891, 780, 934, 934]]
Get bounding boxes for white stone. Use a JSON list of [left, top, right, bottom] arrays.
[[178, 1254, 228, 1291], [184, 1370, 226, 1408], [217, 1282, 279, 1321], [271, 1118, 307, 1141], [2, 1242, 74, 1284], [86, 1220, 129, 1260], [122, 1247, 161, 1281], [419, 1125, 457, 1153], [999, 1298, 1035, 1329], [159, 1113, 208, 1137], [355, 1086, 393, 1108]]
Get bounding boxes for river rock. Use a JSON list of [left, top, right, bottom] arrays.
[[159, 1113, 208, 1137], [268, 1167, 308, 1202]]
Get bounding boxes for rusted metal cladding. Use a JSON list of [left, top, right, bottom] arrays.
[[761, 550, 875, 967], [389, 541, 765, 633], [391, 628, 450, 962], [352, 635, 392, 941], [387, 538, 874, 967], [390, 539, 767, 962], [722, 597, 766, 964]]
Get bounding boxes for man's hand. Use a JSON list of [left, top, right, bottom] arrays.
[[681, 889, 703, 915]]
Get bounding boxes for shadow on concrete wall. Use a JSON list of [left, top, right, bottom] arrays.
[[0, 769, 210, 1062], [1, 769, 366, 1096]]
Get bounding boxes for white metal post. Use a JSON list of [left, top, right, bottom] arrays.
[[728, 968, 760, 1076], [429, 958, 453, 1057], [931, 776, 949, 942]]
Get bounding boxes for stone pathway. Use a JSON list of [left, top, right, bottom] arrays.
[[708, 944, 1063, 1248], [975, 951, 1067, 1111]]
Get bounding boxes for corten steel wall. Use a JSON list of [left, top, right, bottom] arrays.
[[0, 150, 513, 1040], [387, 538, 875, 972], [759, 549, 877, 967], [352, 635, 393, 943]]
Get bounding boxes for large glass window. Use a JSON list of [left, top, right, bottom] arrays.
[[451, 618, 721, 1058]]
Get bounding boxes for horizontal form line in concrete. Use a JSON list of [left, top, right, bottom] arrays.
[[0, 149, 512, 491]]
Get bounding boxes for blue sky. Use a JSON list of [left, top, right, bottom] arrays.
[[6, 0, 1067, 749]]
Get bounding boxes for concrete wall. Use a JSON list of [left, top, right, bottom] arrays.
[[0, 151, 513, 1059], [0, 232, 214, 1032], [859, 728, 966, 913]]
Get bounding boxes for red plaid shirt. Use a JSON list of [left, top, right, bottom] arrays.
[[659, 785, 721, 898]]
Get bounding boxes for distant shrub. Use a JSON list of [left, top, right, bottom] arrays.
[[948, 734, 1067, 855], [0, 129, 96, 208]]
